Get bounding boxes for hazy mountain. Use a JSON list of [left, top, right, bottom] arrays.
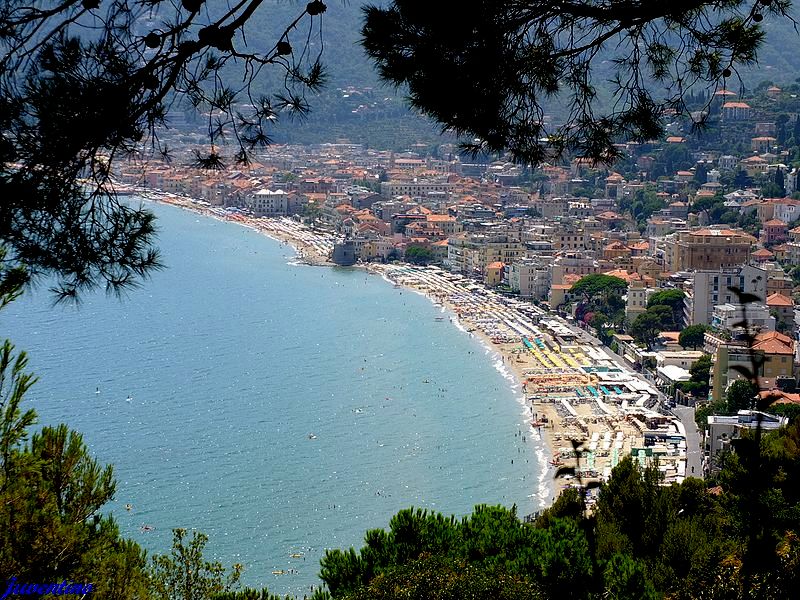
[[193, 2, 800, 149]]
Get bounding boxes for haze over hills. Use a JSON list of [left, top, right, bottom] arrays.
[[229, 0, 451, 149], [175, 1, 800, 151]]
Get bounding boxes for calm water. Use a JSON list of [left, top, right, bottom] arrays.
[[2, 201, 548, 595]]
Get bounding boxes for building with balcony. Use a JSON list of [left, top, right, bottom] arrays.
[[705, 411, 786, 471], [507, 259, 552, 299], [249, 188, 288, 216], [684, 265, 768, 326]]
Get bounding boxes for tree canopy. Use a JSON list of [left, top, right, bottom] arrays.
[[647, 289, 686, 330], [404, 245, 435, 265], [361, 0, 794, 164], [311, 446, 800, 599], [679, 324, 711, 350], [725, 379, 759, 413], [570, 274, 627, 332], [681, 354, 713, 399], [630, 305, 673, 349], [570, 274, 628, 303], [0, 340, 151, 598]]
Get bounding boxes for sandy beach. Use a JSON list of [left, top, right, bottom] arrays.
[[369, 264, 678, 510], [135, 191, 338, 266]]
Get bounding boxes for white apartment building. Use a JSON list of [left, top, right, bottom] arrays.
[[249, 188, 288, 216], [711, 303, 775, 334], [507, 259, 552, 299], [685, 265, 767, 326]]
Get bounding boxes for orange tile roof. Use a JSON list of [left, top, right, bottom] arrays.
[[764, 219, 787, 226], [753, 331, 794, 354], [761, 390, 800, 405], [604, 241, 629, 250], [692, 228, 754, 240], [602, 269, 640, 283], [766, 292, 794, 307]]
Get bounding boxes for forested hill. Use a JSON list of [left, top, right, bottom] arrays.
[[746, 8, 800, 86], [234, 0, 450, 149], [211, 1, 800, 150]]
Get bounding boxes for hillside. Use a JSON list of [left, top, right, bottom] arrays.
[[200, 1, 800, 151], [235, 0, 449, 149]]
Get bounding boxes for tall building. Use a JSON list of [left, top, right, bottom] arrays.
[[550, 252, 601, 285], [685, 265, 768, 326], [446, 234, 524, 276], [507, 258, 552, 299], [626, 279, 652, 321], [664, 228, 754, 272], [249, 188, 288, 216]]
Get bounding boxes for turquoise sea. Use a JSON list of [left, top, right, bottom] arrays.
[[1, 200, 548, 596]]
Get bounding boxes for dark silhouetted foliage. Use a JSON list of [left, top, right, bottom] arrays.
[[361, 0, 794, 164], [0, 0, 328, 298]]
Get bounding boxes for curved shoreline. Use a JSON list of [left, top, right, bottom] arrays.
[[372, 265, 559, 509], [374, 268, 555, 510], [136, 192, 557, 512]]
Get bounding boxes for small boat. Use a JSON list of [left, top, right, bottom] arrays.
[[95, 387, 100, 394], [289, 552, 304, 558], [126, 395, 133, 402], [141, 524, 154, 532], [125, 504, 133, 511], [272, 570, 287, 575], [307, 434, 317, 440]]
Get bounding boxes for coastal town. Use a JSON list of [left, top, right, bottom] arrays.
[[115, 84, 800, 497]]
